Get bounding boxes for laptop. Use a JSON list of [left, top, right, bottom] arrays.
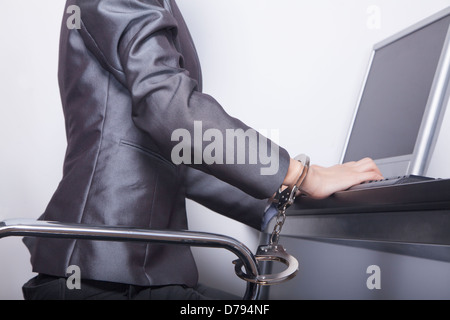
[[341, 7, 450, 191]]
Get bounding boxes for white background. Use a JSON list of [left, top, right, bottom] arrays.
[[0, 0, 449, 299]]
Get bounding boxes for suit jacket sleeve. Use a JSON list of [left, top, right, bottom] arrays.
[[76, 0, 291, 200], [184, 166, 271, 230]]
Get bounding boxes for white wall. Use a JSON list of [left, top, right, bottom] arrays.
[[0, 1, 67, 300], [0, 0, 449, 299]]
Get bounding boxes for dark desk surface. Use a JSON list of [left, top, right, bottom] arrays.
[[290, 178, 450, 215], [264, 178, 450, 262]]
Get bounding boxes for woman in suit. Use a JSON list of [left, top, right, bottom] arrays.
[[22, 0, 382, 300]]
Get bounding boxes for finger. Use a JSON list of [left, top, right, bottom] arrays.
[[356, 171, 384, 184], [355, 157, 377, 168], [342, 161, 357, 167], [356, 157, 374, 163], [355, 158, 383, 176]]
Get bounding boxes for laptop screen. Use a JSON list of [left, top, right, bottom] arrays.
[[342, 14, 450, 173]]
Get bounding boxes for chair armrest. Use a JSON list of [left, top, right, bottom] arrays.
[[0, 219, 260, 300]]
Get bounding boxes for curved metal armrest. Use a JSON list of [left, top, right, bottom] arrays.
[[0, 219, 261, 300]]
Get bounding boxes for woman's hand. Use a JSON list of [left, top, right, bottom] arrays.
[[283, 157, 384, 199]]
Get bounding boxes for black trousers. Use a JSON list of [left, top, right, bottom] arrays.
[[22, 274, 240, 300]]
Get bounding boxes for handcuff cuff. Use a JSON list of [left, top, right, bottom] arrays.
[[234, 154, 310, 285]]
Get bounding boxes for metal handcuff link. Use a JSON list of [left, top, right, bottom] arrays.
[[234, 154, 310, 285]]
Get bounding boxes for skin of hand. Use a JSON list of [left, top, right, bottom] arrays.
[[283, 157, 384, 199]]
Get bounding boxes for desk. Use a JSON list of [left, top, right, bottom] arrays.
[[260, 178, 450, 299]]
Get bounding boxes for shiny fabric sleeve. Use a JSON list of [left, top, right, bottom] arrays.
[[184, 166, 270, 230], [77, 0, 290, 200]]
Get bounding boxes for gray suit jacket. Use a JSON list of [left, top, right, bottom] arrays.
[[25, 0, 290, 287]]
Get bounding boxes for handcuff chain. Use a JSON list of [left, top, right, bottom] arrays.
[[269, 205, 287, 246], [269, 154, 310, 246]]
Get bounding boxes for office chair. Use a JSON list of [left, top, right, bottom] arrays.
[[0, 219, 298, 300]]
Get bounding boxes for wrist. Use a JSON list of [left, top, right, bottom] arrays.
[[283, 158, 303, 189], [298, 164, 317, 196]]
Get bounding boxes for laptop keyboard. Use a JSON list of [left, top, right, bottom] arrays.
[[347, 175, 435, 191]]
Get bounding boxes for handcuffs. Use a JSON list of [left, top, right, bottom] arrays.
[[233, 154, 310, 285]]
